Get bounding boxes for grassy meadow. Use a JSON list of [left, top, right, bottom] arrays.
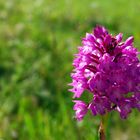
[[0, 0, 140, 140]]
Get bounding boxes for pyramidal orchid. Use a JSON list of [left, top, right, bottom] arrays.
[[69, 25, 140, 122]]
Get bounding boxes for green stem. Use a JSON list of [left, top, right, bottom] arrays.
[[98, 114, 109, 140]]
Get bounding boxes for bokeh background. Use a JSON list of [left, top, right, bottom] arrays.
[[0, 0, 140, 140]]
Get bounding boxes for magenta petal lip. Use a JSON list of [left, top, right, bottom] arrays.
[[73, 100, 88, 121], [69, 25, 140, 120]]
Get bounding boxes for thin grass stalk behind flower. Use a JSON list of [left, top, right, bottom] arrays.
[[69, 25, 140, 139]]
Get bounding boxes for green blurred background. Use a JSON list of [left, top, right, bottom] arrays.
[[0, 0, 140, 140]]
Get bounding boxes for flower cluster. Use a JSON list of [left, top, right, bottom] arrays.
[[69, 25, 140, 121]]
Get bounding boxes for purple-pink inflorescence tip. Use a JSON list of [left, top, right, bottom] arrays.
[[69, 25, 140, 120]]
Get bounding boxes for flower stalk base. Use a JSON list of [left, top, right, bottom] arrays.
[[98, 113, 109, 140], [98, 117, 106, 140]]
